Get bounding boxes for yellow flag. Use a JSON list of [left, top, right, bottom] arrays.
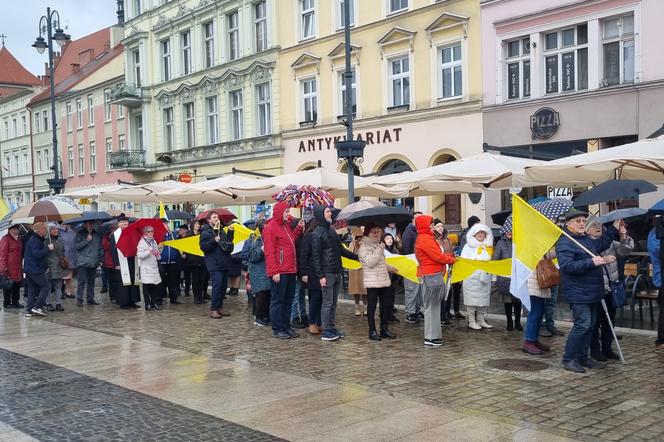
[[385, 255, 419, 283], [342, 256, 362, 270], [159, 201, 168, 220], [450, 258, 512, 284], [225, 222, 254, 244], [254, 227, 261, 238], [0, 199, 9, 219], [162, 235, 203, 256]]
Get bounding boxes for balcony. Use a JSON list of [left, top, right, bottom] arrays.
[[109, 150, 145, 170], [109, 83, 144, 107]]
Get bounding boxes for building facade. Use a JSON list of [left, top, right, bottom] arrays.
[[278, 0, 484, 225], [481, 0, 664, 215], [115, 0, 283, 198]]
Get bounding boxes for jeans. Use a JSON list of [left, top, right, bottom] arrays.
[[591, 292, 616, 354], [543, 285, 559, 328], [76, 267, 97, 303], [403, 278, 422, 315], [321, 273, 341, 332], [524, 296, 545, 341], [270, 273, 296, 333], [563, 302, 598, 363], [48, 279, 63, 306], [658, 288, 664, 345], [25, 273, 49, 312], [3, 280, 21, 306], [308, 288, 322, 326], [210, 270, 229, 311], [443, 282, 462, 320], [367, 286, 392, 332], [290, 279, 307, 321]]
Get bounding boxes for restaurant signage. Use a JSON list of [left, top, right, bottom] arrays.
[[530, 107, 560, 140]]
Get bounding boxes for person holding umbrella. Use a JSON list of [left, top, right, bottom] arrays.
[[199, 211, 234, 318], [75, 220, 102, 306], [159, 219, 182, 305], [45, 223, 67, 312], [24, 222, 53, 317], [0, 223, 24, 309]]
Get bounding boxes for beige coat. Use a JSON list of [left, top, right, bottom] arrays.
[[348, 237, 367, 295], [358, 237, 391, 289]]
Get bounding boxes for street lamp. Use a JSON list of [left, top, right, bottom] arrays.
[[335, 0, 365, 202], [33, 7, 70, 194]]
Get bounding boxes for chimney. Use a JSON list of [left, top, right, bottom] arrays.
[[110, 25, 124, 47], [117, 0, 125, 26], [71, 63, 80, 73]]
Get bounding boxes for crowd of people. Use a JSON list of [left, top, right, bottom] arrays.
[[1, 201, 662, 373]]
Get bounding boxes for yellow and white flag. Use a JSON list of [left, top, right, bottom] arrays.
[[509, 194, 563, 310], [159, 201, 168, 221]]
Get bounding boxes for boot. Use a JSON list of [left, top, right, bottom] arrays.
[[369, 330, 381, 341], [477, 311, 493, 329], [467, 309, 481, 330], [504, 303, 514, 331], [380, 328, 397, 339], [514, 302, 523, 331]]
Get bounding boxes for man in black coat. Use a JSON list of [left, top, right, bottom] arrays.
[[199, 212, 234, 319], [401, 211, 422, 324]]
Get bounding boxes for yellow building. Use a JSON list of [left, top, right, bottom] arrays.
[[277, 0, 484, 225]]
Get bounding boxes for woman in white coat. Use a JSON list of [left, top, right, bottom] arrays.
[[461, 223, 494, 330], [136, 226, 162, 311]]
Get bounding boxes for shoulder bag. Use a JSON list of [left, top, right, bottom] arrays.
[[536, 258, 560, 289]]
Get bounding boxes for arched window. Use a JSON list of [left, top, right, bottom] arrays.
[[377, 159, 414, 210]]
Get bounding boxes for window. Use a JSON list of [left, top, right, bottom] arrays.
[[133, 0, 141, 16], [3, 155, 9, 176], [254, 1, 267, 52], [227, 12, 239, 61], [21, 149, 28, 175], [256, 83, 271, 136], [543, 24, 588, 94], [181, 31, 192, 75], [36, 151, 43, 173], [78, 144, 84, 175], [104, 89, 111, 121], [87, 94, 94, 126], [203, 22, 215, 68], [441, 44, 462, 99], [389, 56, 410, 107], [67, 147, 74, 177], [161, 39, 171, 81], [76, 99, 83, 129], [602, 15, 634, 86], [337, 0, 354, 28], [163, 107, 175, 151], [300, 0, 315, 40], [135, 115, 143, 150], [184, 102, 195, 148], [11, 119, 17, 138], [132, 49, 141, 86], [89, 141, 96, 173], [106, 138, 113, 170], [229, 90, 243, 140], [66, 102, 72, 131], [505, 37, 531, 99], [339, 68, 356, 114], [389, 0, 408, 14], [42, 110, 48, 131], [205, 96, 219, 144], [117, 103, 124, 118], [119, 134, 126, 151], [12, 152, 18, 176], [21, 115, 26, 135], [44, 149, 50, 174], [301, 78, 318, 123], [3, 121, 7, 139], [34, 113, 40, 133]]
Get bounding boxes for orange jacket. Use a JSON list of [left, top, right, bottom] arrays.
[[414, 215, 455, 277]]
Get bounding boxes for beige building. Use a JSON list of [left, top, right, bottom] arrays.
[[277, 0, 484, 225]]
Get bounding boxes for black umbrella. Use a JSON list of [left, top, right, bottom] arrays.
[[490, 209, 511, 226], [62, 211, 113, 224], [345, 206, 411, 227], [573, 179, 657, 207], [154, 209, 194, 220]]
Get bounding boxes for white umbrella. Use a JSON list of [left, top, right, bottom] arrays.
[[61, 184, 126, 199], [157, 174, 266, 204], [98, 180, 186, 203], [516, 136, 664, 186]]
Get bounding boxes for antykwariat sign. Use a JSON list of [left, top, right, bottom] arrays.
[[298, 127, 402, 153]]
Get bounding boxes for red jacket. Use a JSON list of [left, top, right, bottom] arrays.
[[263, 202, 303, 276], [102, 234, 115, 268], [0, 233, 24, 282], [414, 215, 455, 277]]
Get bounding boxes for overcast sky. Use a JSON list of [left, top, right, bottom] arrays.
[[3, 0, 119, 76]]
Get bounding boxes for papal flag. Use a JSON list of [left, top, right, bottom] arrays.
[[509, 194, 563, 311]]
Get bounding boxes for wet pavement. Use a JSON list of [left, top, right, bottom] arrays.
[[1, 292, 663, 441]]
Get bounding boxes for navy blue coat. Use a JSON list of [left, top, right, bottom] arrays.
[[247, 237, 271, 293], [199, 224, 234, 272], [24, 234, 50, 274], [159, 232, 181, 265], [401, 223, 417, 255], [556, 225, 618, 304]]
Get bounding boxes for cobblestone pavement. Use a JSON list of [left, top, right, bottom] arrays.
[[2, 293, 663, 441]]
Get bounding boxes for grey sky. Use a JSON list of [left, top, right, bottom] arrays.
[[3, 0, 119, 76]]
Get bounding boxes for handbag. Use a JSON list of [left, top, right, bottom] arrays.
[[536, 258, 560, 289], [422, 272, 445, 288], [0, 274, 13, 290], [610, 280, 627, 308], [59, 256, 70, 270]]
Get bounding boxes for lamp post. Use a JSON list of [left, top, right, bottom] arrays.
[[32, 7, 70, 195], [335, 0, 365, 202]]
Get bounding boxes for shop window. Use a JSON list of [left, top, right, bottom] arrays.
[[505, 36, 531, 100], [543, 24, 588, 94]]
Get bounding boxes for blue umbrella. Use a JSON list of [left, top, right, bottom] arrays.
[[598, 208, 647, 224], [648, 199, 664, 215]]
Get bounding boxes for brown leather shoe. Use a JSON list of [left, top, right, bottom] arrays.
[[534, 341, 551, 352], [522, 340, 544, 355], [308, 324, 320, 335], [218, 309, 231, 317], [210, 310, 221, 319]]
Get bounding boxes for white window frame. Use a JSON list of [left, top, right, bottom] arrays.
[[184, 102, 196, 148], [36, 150, 43, 173], [203, 21, 215, 68], [161, 38, 171, 81], [337, 67, 357, 117], [205, 96, 219, 144], [504, 36, 531, 100], [300, 77, 318, 124], [439, 42, 463, 100], [44, 149, 50, 175], [336, 0, 355, 30], [21, 149, 28, 175], [135, 114, 144, 150], [42, 110, 48, 131], [34, 113, 40, 133], [601, 14, 635, 86], [542, 24, 589, 95], [119, 134, 126, 151], [117, 103, 124, 119], [254, 1, 268, 52], [255, 82, 271, 136], [300, 0, 316, 41], [387, 0, 408, 15], [21, 115, 26, 135], [181, 30, 192, 76], [78, 144, 84, 175], [229, 89, 243, 141], [388, 55, 410, 108], [163, 107, 175, 151], [76, 99, 83, 129], [227, 12, 240, 61], [104, 89, 111, 121], [67, 147, 74, 177], [132, 49, 141, 86], [87, 94, 95, 126], [89, 141, 96, 174], [66, 102, 72, 131], [105, 138, 113, 171]]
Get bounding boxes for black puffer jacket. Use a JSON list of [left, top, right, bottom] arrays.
[[311, 205, 358, 278], [298, 232, 320, 289], [199, 223, 234, 272]]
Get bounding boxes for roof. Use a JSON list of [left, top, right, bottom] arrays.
[[53, 27, 112, 84], [0, 46, 41, 86]]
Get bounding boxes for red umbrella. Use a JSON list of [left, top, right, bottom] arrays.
[[195, 208, 236, 224], [116, 218, 168, 257]]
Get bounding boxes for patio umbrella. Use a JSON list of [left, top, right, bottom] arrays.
[[572, 179, 657, 207], [490, 209, 511, 226], [345, 206, 411, 227], [598, 208, 647, 224], [12, 196, 82, 222], [157, 174, 262, 204], [97, 180, 185, 203], [154, 209, 193, 220], [116, 218, 168, 257], [62, 211, 114, 224], [195, 208, 237, 224]]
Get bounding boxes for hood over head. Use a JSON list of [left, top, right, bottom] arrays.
[[271, 201, 289, 226], [313, 205, 330, 226], [466, 223, 493, 248], [415, 214, 433, 235]]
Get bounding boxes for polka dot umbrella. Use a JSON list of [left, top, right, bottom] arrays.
[[500, 198, 573, 234]]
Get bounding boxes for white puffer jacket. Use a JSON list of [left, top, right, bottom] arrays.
[[358, 236, 391, 289], [136, 237, 162, 285], [461, 224, 493, 307]]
